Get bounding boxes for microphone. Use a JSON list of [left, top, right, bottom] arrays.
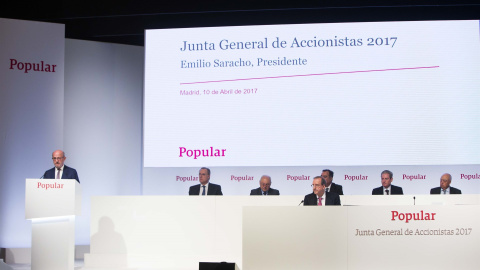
[[413, 196, 416, 205], [40, 174, 44, 179], [298, 200, 304, 206]]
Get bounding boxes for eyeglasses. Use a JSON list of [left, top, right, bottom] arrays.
[[52, 157, 64, 160], [311, 184, 323, 188]]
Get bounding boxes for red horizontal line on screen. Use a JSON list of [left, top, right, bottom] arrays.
[[179, 66, 440, 85]]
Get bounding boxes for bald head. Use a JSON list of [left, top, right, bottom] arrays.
[[259, 175, 272, 192], [52, 150, 66, 169], [440, 173, 452, 190]]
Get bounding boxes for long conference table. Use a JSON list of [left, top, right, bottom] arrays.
[[83, 195, 480, 270]]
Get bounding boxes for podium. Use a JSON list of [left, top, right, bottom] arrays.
[[25, 179, 81, 270]]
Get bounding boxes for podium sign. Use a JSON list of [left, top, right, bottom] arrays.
[[25, 179, 81, 270], [26, 179, 81, 219]]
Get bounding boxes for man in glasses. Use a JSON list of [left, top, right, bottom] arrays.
[[42, 149, 80, 183], [303, 176, 341, 205]]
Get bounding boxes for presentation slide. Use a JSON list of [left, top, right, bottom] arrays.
[[143, 20, 480, 195]]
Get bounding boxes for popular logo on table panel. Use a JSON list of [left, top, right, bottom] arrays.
[[391, 210, 436, 223], [179, 147, 226, 159]]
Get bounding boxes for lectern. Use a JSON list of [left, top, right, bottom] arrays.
[[25, 179, 81, 270]]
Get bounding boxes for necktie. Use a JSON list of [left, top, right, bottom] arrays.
[[318, 197, 323, 206], [56, 168, 61, 179], [385, 190, 389, 195], [263, 191, 267, 196], [443, 189, 446, 194], [326, 188, 329, 192], [202, 185, 206, 195]]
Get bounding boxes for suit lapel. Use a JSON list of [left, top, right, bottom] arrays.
[[61, 166, 68, 179], [207, 184, 213, 195], [325, 192, 330, 205], [309, 193, 317, 205], [194, 184, 201, 194]]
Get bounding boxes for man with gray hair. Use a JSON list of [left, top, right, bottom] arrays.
[[303, 176, 341, 205], [372, 170, 403, 195], [250, 175, 280, 195], [189, 167, 222, 195], [430, 173, 462, 194]]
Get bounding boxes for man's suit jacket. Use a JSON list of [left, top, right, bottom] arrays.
[[303, 192, 341, 205], [250, 187, 280, 195], [189, 183, 223, 195], [372, 185, 403, 195], [430, 186, 462, 194], [43, 165, 80, 183], [327, 182, 344, 195]]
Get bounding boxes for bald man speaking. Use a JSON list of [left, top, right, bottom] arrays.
[[42, 149, 80, 183]]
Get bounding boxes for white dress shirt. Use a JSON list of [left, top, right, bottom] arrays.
[[55, 165, 64, 179]]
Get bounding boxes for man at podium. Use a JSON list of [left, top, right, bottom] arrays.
[[42, 149, 80, 183]]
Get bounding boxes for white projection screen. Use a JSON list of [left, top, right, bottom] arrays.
[[143, 20, 480, 196]]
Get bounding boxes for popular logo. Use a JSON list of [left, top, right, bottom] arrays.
[[10, 59, 57, 73]]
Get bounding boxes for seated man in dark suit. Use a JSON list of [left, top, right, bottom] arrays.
[[304, 176, 341, 206], [250, 175, 280, 195], [189, 167, 222, 195], [321, 169, 343, 195], [430, 173, 462, 195], [372, 170, 403, 195], [42, 149, 80, 183]]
